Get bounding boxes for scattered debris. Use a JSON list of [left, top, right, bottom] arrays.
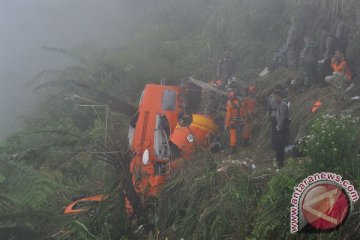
[[310, 100, 322, 113], [258, 67, 270, 77]]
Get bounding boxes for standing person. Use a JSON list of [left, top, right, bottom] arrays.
[[273, 90, 290, 169], [225, 88, 242, 154], [226, 78, 242, 97], [216, 48, 236, 90], [242, 85, 257, 146], [286, 25, 301, 69], [268, 84, 284, 150], [299, 35, 318, 87], [270, 43, 288, 71], [319, 26, 337, 85], [335, 18, 349, 56], [259, 43, 287, 77], [206, 91, 219, 118]]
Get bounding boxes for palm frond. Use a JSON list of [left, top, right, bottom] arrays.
[[92, 143, 144, 217], [42, 46, 91, 67], [33, 79, 89, 93], [23, 69, 62, 88]]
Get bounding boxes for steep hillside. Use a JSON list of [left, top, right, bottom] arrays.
[[1, 0, 360, 239], [156, 67, 360, 239]]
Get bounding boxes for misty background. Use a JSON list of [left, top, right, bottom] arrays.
[[0, 0, 145, 140]]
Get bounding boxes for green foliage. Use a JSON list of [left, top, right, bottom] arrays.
[[0, 157, 62, 239], [300, 114, 360, 175], [248, 159, 308, 240], [0, 173, 5, 183], [250, 113, 360, 240], [158, 152, 259, 239]]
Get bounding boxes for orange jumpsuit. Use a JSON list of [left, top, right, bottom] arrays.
[[332, 60, 352, 81], [225, 98, 243, 147], [242, 97, 256, 141]]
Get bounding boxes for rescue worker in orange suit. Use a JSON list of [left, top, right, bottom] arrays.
[[225, 88, 243, 154], [242, 86, 257, 146], [325, 54, 352, 89]]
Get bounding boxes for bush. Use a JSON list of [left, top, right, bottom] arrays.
[[249, 113, 360, 240], [300, 114, 360, 176]]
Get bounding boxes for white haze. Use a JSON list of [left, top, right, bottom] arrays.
[[0, 0, 143, 140]]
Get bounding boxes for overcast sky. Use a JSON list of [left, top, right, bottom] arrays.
[[0, 0, 141, 139]]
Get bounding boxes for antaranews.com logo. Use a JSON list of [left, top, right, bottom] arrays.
[[290, 172, 359, 233]]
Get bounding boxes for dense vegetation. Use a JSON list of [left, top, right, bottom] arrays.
[[1, 0, 360, 239]]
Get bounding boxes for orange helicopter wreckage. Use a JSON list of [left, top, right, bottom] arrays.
[[64, 77, 232, 215]]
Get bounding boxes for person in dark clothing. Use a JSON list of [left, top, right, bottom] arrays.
[[272, 90, 290, 168], [178, 111, 193, 127], [319, 26, 337, 85], [216, 48, 236, 89], [268, 85, 284, 150], [269, 43, 288, 71], [286, 25, 301, 69], [259, 43, 288, 77], [206, 92, 219, 118], [335, 18, 349, 56], [226, 79, 242, 97], [299, 36, 318, 87]]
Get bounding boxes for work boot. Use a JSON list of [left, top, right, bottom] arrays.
[[230, 146, 237, 155]]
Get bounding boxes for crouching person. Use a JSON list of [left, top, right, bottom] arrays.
[[325, 54, 352, 89]]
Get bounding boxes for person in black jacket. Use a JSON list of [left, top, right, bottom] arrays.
[[335, 18, 349, 56], [319, 25, 337, 85], [216, 48, 236, 89], [299, 36, 318, 87], [286, 25, 302, 69]]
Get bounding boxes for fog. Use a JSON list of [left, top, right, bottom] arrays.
[[0, 0, 143, 140]]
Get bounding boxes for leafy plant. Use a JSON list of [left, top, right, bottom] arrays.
[[300, 114, 360, 175]]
